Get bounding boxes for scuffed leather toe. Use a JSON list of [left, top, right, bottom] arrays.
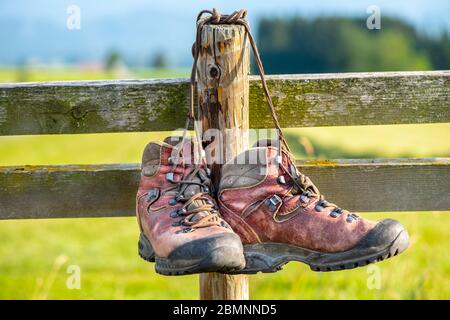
[[354, 219, 409, 251]]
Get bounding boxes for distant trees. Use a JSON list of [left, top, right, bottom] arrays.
[[103, 49, 171, 70], [16, 58, 30, 82], [257, 16, 450, 74], [103, 49, 131, 78], [104, 50, 121, 71], [150, 51, 169, 69]]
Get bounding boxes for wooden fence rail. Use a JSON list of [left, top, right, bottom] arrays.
[[1, 70, 449, 221], [0, 71, 449, 136], [1, 158, 448, 220]]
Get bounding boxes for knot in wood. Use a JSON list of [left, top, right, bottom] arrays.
[[209, 65, 220, 79]]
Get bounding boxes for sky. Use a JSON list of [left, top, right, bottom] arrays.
[[1, 0, 449, 66]]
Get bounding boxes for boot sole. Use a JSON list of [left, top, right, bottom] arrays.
[[138, 233, 246, 276], [235, 221, 409, 274]]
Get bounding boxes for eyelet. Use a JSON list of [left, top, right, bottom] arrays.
[[315, 199, 329, 212], [330, 208, 343, 218], [277, 176, 286, 184], [220, 221, 230, 229], [275, 155, 282, 164], [172, 220, 183, 227], [146, 188, 158, 202], [175, 194, 185, 202], [170, 210, 179, 218], [168, 198, 177, 206], [166, 172, 175, 182], [300, 194, 309, 204], [315, 204, 324, 212], [266, 195, 282, 211], [346, 213, 358, 223]]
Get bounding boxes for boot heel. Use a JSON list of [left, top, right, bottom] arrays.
[[138, 233, 155, 262]]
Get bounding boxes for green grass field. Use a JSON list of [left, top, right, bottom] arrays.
[[0, 68, 449, 299], [0, 212, 448, 299], [0, 67, 190, 83]]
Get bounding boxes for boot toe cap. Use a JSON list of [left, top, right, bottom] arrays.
[[168, 232, 246, 271], [356, 218, 409, 253]]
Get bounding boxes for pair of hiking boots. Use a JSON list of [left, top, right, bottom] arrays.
[[136, 136, 409, 275]]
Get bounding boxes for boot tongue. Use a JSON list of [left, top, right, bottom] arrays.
[[164, 136, 212, 223], [180, 168, 213, 223], [252, 139, 320, 195], [181, 168, 203, 198], [187, 201, 211, 223], [142, 137, 188, 175]]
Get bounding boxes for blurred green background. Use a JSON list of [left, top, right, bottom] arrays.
[[0, 1, 449, 299]]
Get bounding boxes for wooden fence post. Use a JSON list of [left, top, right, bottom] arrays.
[[196, 23, 250, 300]]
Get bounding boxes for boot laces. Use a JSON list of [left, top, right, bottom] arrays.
[[169, 165, 223, 233], [278, 155, 358, 220]]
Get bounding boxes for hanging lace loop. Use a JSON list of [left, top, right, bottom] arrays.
[[189, 8, 291, 159]]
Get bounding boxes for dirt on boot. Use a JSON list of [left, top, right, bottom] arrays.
[[136, 136, 245, 275], [218, 140, 409, 273]]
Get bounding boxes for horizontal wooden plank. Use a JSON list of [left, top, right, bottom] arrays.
[[0, 71, 449, 135], [252, 71, 450, 129], [295, 158, 450, 213], [0, 158, 448, 219], [0, 163, 138, 220], [0, 78, 189, 135]]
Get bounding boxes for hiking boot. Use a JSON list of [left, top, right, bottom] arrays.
[[218, 140, 409, 273], [136, 136, 245, 275]]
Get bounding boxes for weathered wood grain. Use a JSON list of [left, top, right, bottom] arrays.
[[0, 79, 190, 135], [0, 158, 448, 220], [197, 24, 250, 301], [0, 163, 138, 219], [197, 23, 250, 190], [296, 158, 450, 212], [200, 273, 249, 300], [251, 71, 450, 128], [0, 71, 448, 135]]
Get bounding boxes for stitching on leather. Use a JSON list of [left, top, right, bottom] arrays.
[[149, 187, 177, 211], [219, 199, 262, 243], [241, 199, 264, 219], [273, 201, 303, 223]]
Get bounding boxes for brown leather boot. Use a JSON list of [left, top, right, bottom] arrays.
[[136, 136, 245, 275], [218, 140, 409, 273]]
